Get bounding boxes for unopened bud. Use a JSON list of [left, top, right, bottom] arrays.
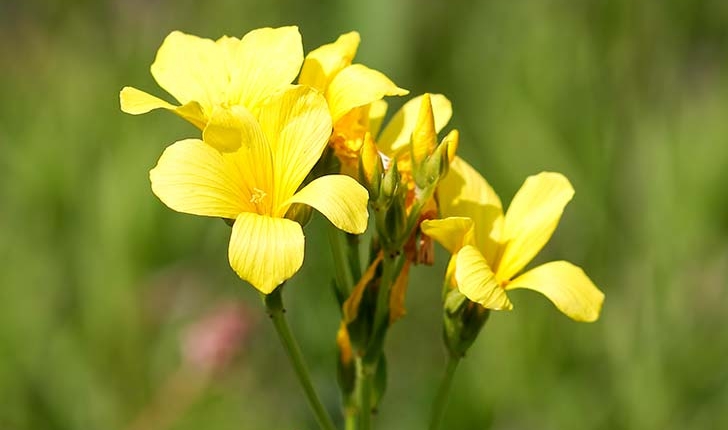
[[359, 132, 383, 200], [410, 94, 437, 165], [381, 158, 401, 199], [442, 288, 490, 358], [383, 192, 408, 243], [418, 139, 450, 189], [443, 129, 459, 168]]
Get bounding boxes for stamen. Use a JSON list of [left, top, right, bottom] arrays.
[[250, 188, 267, 204]]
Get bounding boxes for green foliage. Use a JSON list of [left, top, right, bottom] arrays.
[[1, 0, 727, 429]]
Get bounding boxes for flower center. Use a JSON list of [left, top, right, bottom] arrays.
[[249, 188, 269, 214]]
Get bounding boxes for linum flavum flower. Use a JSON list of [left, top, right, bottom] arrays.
[[120, 26, 302, 150], [298, 31, 408, 173], [422, 157, 604, 321], [149, 86, 369, 294]]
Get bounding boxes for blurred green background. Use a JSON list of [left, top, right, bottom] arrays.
[[2, 0, 728, 429]]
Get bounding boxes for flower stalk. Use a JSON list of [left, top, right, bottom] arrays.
[[428, 354, 461, 430], [264, 287, 337, 430]]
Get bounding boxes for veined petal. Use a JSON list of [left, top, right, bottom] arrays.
[[149, 139, 248, 219], [327, 64, 408, 123], [455, 245, 513, 310], [120, 86, 207, 129], [299, 31, 360, 92], [497, 172, 574, 281], [439, 157, 504, 264], [378, 93, 452, 156], [257, 86, 332, 211], [227, 26, 303, 109], [285, 175, 369, 234], [203, 105, 276, 214], [228, 212, 305, 294], [150, 31, 228, 112], [421, 217, 474, 255], [506, 261, 604, 322]]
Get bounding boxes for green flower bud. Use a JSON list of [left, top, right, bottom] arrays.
[[442, 288, 490, 358]]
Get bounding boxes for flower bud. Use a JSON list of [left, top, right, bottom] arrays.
[[381, 158, 401, 199], [359, 132, 383, 200], [444, 129, 459, 167], [414, 134, 452, 191], [442, 288, 490, 358], [410, 93, 437, 165], [382, 192, 408, 246]]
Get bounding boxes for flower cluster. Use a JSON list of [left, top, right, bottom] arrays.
[[121, 25, 604, 429]]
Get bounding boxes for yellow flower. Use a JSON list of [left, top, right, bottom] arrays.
[[421, 158, 604, 322], [120, 26, 303, 150], [298, 31, 408, 172], [149, 86, 369, 294]]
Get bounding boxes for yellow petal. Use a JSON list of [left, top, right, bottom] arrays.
[[228, 212, 305, 294], [455, 245, 513, 310], [378, 93, 452, 155], [421, 217, 474, 255], [120, 86, 176, 114], [506, 261, 604, 322], [119, 86, 207, 129], [299, 31, 360, 92], [285, 175, 369, 234], [327, 64, 408, 122], [368, 99, 388, 138], [497, 172, 574, 281], [343, 252, 383, 323], [201, 104, 274, 157], [411, 94, 437, 164], [438, 157, 504, 264], [257, 86, 332, 211], [226, 26, 303, 109], [150, 31, 228, 112], [149, 139, 248, 219]]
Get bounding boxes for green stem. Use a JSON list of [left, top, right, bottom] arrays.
[[358, 359, 374, 430], [428, 355, 461, 430], [365, 252, 407, 362], [264, 288, 337, 430], [344, 408, 358, 430]]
